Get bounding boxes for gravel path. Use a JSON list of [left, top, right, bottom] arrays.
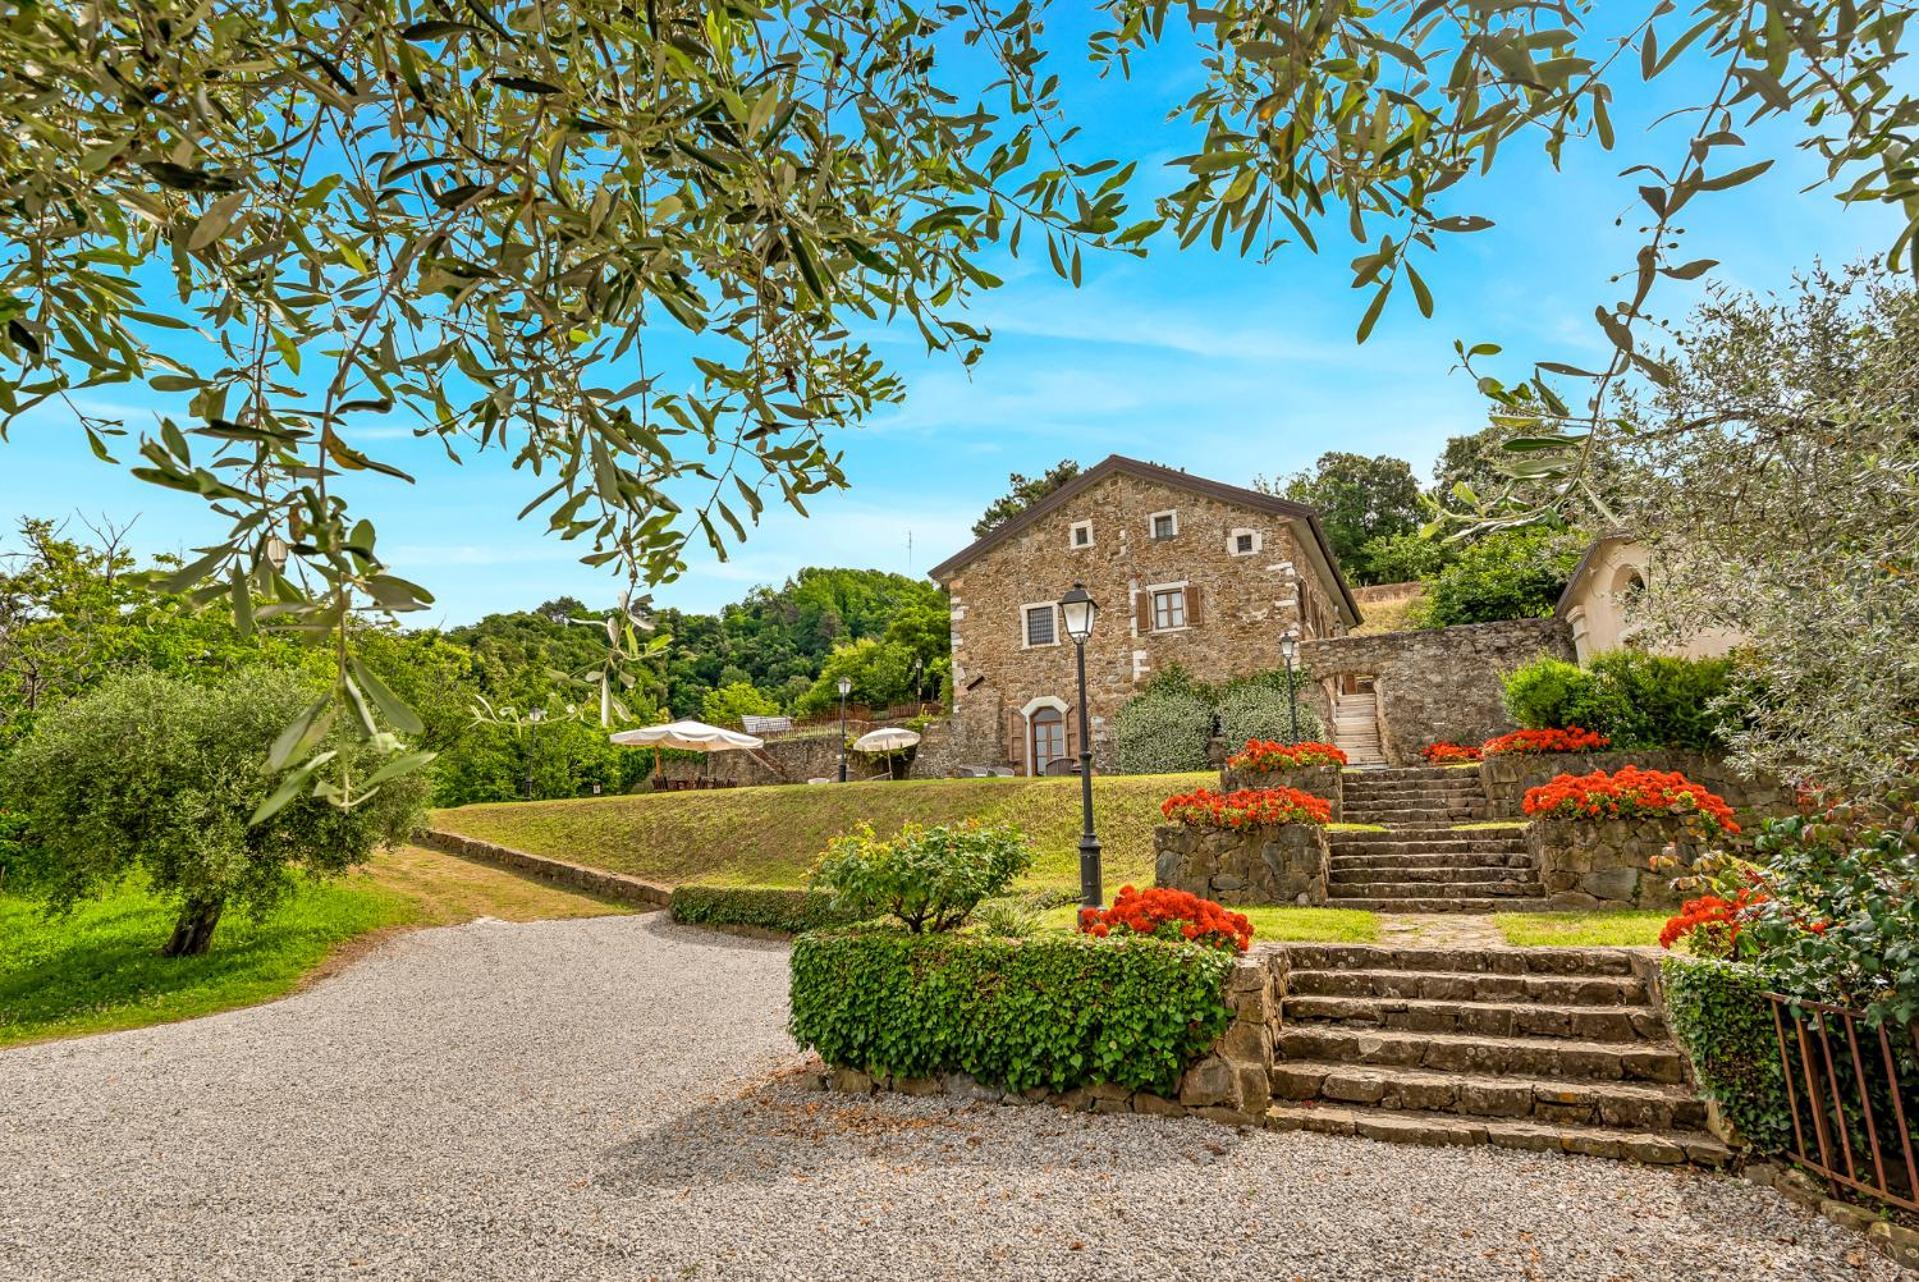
[[0, 913, 1903, 1282]]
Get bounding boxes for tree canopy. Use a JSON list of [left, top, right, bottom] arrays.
[[1267, 452, 1423, 585], [971, 460, 1083, 537]]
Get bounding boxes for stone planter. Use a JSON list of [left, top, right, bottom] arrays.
[[1218, 762, 1342, 820], [1527, 815, 1705, 910], [1482, 749, 1790, 822], [1155, 822, 1330, 906]]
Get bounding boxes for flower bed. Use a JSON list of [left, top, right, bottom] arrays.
[[1161, 786, 1331, 828], [1080, 885, 1252, 953], [1482, 726, 1612, 756], [1226, 740, 1347, 772], [1523, 765, 1739, 836], [1422, 741, 1482, 764]]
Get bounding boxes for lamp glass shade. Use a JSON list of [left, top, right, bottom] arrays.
[[1279, 634, 1297, 663], [1058, 583, 1097, 643], [837, 676, 853, 696]]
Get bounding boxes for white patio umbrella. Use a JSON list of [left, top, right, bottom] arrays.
[[852, 726, 921, 779], [609, 719, 765, 784]]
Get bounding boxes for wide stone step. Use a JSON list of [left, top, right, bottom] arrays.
[[1281, 994, 1667, 1042], [1269, 1060, 1705, 1129], [1287, 967, 1648, 1005], [1285, 945, 1638, 976], [1329, 864, 1531, 886], [1327, 879, 1546, 899], [1330, 824, 1523, 838], [1331, 852, 1533, 871], [1262, 1102, 1734, 1168], [1326, 895, 1556, 913], [1275, 1025, 1686, 1084], [1345, 805, 1483, 820], [1343, 784, 1485, 798], [1329, 838, 1529, 855]]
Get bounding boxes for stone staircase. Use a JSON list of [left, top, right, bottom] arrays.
[[1266, 944, 1733, 1166], [1330, 691, 1386, 765], [1330, 765, 1552, 912]]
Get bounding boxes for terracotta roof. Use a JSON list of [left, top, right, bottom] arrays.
[[927, 454, 1362, 626]]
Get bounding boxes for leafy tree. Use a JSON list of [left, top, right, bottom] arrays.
[[795, 637, 922, 716], [1354, 530, 1455, 585], [2, 670, 424, 955], [1411, 527, 1583, 629], [972, 460, 1082, 537], [1266, 453, 1422, 585], [701, 681, 782, 730]]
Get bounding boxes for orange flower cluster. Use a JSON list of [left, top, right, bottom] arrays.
[[1422, 741, 1483, 764], [1079, 885, 1253, 953], [1481, 726, 1612, 755], [1160, 786, 1332, 828], [1659, 889, 1767, 951], [1227, 739, 1349, 771], [1523, 765, 1740, 835]]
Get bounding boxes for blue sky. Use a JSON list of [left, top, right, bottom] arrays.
[[0, 14, 1901, 624]]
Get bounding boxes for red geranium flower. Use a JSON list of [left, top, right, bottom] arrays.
[[1160, 786, 1332, 828], [1227, 740, 1349, 772], [1080, 885, 1252, 953], [1524, 765, 1740, 836], [1422, 741, 1483, 764], [1482, 726, 1612, 756]]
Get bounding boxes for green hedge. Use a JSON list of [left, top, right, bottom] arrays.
[[668, 885, 861, 934], [790, 929, 1235, 1095], [1661, 955, 1793, 1152], [1503, 651, 1734, 751]]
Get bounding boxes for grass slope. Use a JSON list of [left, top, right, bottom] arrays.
[[0, 846, 628, 1049], [1494, 910, 1668, 948], [434, 773, 1236, 892]]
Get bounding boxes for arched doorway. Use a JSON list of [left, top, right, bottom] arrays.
[[1030, 706, 1067, 776]]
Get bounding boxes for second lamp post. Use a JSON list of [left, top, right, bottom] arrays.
[[1058, 582, 1102, 910], [836, 675, 853, 782]]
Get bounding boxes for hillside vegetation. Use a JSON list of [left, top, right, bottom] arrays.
[[433, 773, 1227, 892]]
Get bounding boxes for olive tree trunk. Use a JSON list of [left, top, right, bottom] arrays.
[[162, 898, 225, 957]]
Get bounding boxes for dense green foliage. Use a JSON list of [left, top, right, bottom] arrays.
[[1503, 651, 1735, 751], [1354, 530, 1456, 585], [667, 885, 862, 935], [1410, 527, 1583, 628], [1115, 666, 1322, 773], [789, 929, 1235, 1095], [2, 670, 426, 954], [1215, 673, 1325, 746], [811, 820, 1031, 932], [1271, 452, 1423, 586], [1114, 688, 1215, 775], [1660, 956, 1793, 1152], [971, 460, 1082, 537]]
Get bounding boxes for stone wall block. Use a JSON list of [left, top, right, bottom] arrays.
[[1528, 816, 1698, 910], [1154, 822, 1330, 906], [1219, 763, 1342, 820]]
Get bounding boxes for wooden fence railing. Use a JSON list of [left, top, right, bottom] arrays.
[[1767, 993, 1918, 1212]]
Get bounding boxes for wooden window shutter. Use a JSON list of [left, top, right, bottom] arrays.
[[1134, 590, 1151, 633], [1005, 707, 1027, 774], [1184, 584, 1203, 626], [1064, 704, 1080, 761]]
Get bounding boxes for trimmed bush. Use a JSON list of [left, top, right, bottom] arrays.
[[790, 929, 1235, 1095], [668, 885, 860, 934], [1661, 955, 1793, 1152], [1215, 679, 1324, 746], [1114, 689, 1214, 774], [810, 819, 1031, 932], [1503, 651, 1735, 751]]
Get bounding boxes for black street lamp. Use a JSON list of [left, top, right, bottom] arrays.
[[837, 675, 853, 783], [1279, 632, 1301, 743], [1059, 582, 1102, 910], [523, 707, 545, 800]]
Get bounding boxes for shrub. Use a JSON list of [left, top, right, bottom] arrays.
[[1522, 766, 1739, 836], [1161, 786, 1331, 828], [1412, 526, 1583, 628], [1502, 651, 1735, 751], [1114, 689, 1214, 774], [1079, 885, 1252, 952], [1, 669, 426, 955], [1227, 740, 1347, 771], [789, 929, 1235, 1095], [699, 681, 782, 730], [1215, 677, 1324, 745], [1502, 658, 1622, 735], [1482, 726, 1611, 755], [1421, 741, 1482, 764], [668, 885, 861, 934], [810, 819, 1031, 932], [1661, 955, 1794, 1152]]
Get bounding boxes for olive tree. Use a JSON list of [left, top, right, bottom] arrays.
[[1, 669, 426, 955]]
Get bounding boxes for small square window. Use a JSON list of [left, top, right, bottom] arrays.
[[1024, 604, 1057, 647], [1070, 520, 1093, 548], [1235, 533, 1254, 554], [1150, 511, 1178, 540], [1151, 588, 1186, 631]]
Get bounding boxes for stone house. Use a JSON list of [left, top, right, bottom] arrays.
[[928, 456, 1360, 774]]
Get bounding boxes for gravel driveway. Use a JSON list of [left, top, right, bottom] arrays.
[[0, 913, 1903, 1282]]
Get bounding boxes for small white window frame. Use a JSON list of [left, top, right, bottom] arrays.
[[1068, 519, 1095, 550], [1145, 580, 1189, 633], [1147, 508, 1179, 541], [1020, 601, 1061, 649], [1228, 527, 1261, 557]]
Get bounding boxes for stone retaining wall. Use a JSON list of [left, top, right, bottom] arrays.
[[414, 828, 670, 907], [810, 952, 1279, 1125], [1154, 822, 1330, 906], [1482, 750, 1791, 821], [1527, 816, 1701, 910], [1217, 762, 1343, 820]]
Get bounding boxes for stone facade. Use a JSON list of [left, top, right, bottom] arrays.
[[1480, 749, 1792, 821], [1154, 822, 1331, 906], [930, 456, 1358, 774], [1527, 816, 1703, 909], [1297, 618, 1574, 766], [1217, 762, 1343, 820]]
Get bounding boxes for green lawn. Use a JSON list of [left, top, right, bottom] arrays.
[[1037, 903, 1380, 943], [1493, 910, 1668, 948], [0, 847, 630, 1049]]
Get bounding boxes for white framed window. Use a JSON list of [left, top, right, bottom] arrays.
[[1150, 586, 1187, 631], [1228, 528, 1261, 557], [1148, 509, 1178, 541], [1069, 519, 1094, 549], [1022, 602, 1059, 648]]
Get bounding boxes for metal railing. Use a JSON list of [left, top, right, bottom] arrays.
[[1767, 992, 1918, 1212]]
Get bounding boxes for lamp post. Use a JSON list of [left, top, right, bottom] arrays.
[[1279, 632, 1301, 743], [837, 675, 853, 783], [1059, 582, 1102, 910], [524, 707, 545, 800]]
